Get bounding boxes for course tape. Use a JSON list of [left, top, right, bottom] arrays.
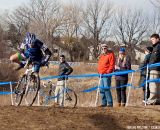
[[81, 84, 133, 93], [41, 70, 135, 80], [0, 91, 14, 95], [139, 78, 160, 87], [0, 82, 16, 85]]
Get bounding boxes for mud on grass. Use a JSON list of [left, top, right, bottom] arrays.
[[0, 106, 159, 130]]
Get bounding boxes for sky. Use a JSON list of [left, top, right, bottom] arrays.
[[0, 0, 28, 10], [0, 0, 155, 14], [112, 0, 154, 15]]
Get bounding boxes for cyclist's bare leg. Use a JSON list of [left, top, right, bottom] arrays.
[[10, 53, 21, 64], [10, 53, 25, 70]]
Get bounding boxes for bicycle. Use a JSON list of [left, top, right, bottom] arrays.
[[40, 80, 77, 108], [13, 60, 41, 106]]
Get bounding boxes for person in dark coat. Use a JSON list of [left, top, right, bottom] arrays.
[[139, 46, 153, 102], [147, 34, 160, 105]]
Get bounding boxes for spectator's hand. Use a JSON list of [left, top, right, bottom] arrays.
[[115, 65, 120, 70]]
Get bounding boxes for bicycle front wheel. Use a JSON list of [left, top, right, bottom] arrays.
[[13, 75, 26, 106], [64, 88, 77, 108], [25, 73, 40, 106]]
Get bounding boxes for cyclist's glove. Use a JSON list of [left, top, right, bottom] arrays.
[[41, 55, 50, 66], [41, 60, 48, 66], [41, 47, 52, 66]]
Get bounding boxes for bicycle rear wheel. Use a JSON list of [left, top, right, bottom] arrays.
[[39, 86, 55, 106], [64, 88, 77, 108], [13, 75, 26, 106], [25, 73, 40, 106]]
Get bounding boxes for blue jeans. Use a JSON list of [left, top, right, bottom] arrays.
[[100, 77, 113, 106]]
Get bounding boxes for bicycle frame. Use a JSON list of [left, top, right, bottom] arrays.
[[24, 68, 34, 93], [23, 62, 36, 91]]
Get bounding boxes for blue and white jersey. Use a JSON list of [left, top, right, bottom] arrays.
[[19, 39, 49, 62]]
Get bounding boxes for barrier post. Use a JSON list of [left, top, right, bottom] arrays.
[[10, 82, 14, 105], [37, 91, 40, 106], [95, 74, 102, 107], [64, 76, 67, 107], [126, 72, 134, 107], [145, 65, 149, 106]]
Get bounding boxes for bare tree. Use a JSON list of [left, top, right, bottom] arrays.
[[149, 0, 160, 8], [113, 8, 148, 61], [0, 24, 9, 58], [3, 5, 31, 38], [58, 2, 83, 61], [147, 12, 160, 36], [62, 6, 82, 37], [0, 8, 28, 48], [82, 0, 113, 59], [28, 0, 61, 41], [7, 0, 61, 39], [148, 0, 160, 35]]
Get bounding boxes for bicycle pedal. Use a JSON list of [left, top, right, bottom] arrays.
[[15, 90, 23, 95], [65, 97, 72, 101]]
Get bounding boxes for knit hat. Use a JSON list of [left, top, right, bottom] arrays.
[[145, 46, 153, 53], [119, 48, 125, 53], [102, 44, 108, 48]]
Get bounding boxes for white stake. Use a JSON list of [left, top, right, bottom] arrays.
[[37, 91, 40, 106], [145, 65, 149, 106], [10, 82, 13, 106], [95, 74, 102, 107], [64, 76, 67, 107], [126, 72, 134, 107]]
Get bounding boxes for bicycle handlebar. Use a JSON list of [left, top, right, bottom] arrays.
[[24, 59, 30, 69]]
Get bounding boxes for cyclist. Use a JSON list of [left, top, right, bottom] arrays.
[[10, 32, 52, 74]]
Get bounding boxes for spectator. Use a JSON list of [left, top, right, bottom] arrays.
[[147, 34, 160, 105], [139, 46, 153, 102], [115, 48, 131, 107], [98, 44, 115, 107], [55, 55, 73, 107]]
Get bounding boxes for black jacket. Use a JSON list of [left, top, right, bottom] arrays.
[[149, 42, 160, 71], [58, 61, 73, 81], [139, 53, 151, 76]]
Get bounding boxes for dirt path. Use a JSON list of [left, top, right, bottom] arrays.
[[0, 106, 159, 130]]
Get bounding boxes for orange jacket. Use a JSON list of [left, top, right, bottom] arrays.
[[98, 52, 115, 74]]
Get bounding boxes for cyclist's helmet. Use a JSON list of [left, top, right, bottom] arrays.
[[25, 32, 36, 46]]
